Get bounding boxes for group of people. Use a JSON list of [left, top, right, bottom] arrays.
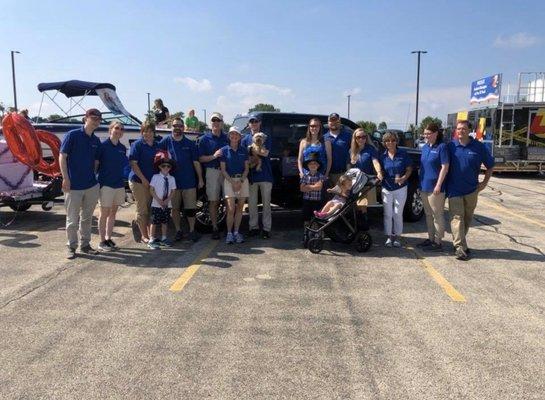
[[152, 98, 200, 132], [59, 108, 493, 262]]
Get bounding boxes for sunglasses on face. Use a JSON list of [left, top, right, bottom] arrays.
[[249, 120, 259, 124], [211, 118, 222, 123], [160, 164, 171, 169], [355, 135, 366, 139]]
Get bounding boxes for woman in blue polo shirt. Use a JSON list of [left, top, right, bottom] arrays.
[[348, 128, 381, 229], [378, 131, 413, 247], [417, 123, 449, 252], [97, 122, 128, 251], [220, 126, 249, 245], [128, 120, 160, 244], [297, 118, 332, 177]]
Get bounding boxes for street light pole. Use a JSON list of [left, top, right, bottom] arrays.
[[11, 50, 21, 112], [411, 50, 427, 130], [347, 95, 351, 119], [146, 92, 151, 114], [202, 109, 207, 124]]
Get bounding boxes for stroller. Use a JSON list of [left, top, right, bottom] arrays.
[[304, 168, 378, 254]]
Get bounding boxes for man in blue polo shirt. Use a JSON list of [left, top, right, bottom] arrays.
[[324, 112, 352, 186], [159, 117, 204, 242], [198, 112, 229, 239], [446, 120, 494, 261], [241, 115, 274, 238], [59, 108, 102, 259]]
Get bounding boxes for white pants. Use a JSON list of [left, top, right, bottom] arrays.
[[248, 181, 273, 231], [382, 186, 407, 236]]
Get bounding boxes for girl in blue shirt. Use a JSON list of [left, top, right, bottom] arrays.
[[417, 123, 449, 251], [378, 131, 413, 247], [298, 118, 332, 177]]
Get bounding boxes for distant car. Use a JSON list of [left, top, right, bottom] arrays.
[[194, 113, 424, 232]]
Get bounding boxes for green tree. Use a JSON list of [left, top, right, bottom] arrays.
[[356, 120, 377, 134], [418, 116, 442, 134], [249, 103, 280, 113], [170, 111, 185, 121], [48, 114, 63, 121], [378, 121, 387, 130]]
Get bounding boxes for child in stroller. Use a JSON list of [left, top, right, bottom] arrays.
[[313, 174, 352, 219], [304, 168, 375, 254]]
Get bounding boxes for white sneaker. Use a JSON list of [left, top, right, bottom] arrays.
[[384, 238, 393, 247], [226, 232, 234, 244], [393, 239, 402, 248]]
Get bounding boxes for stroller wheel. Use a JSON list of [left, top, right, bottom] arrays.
[[356, 232, 372, 253], [308, 238, 323, 254]]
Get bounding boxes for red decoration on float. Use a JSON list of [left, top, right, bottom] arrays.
[[35, 130, 61, 176]]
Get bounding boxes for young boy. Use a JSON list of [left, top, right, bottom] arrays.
[[300, 152, 325, 230], [148, 156, 177, 249]]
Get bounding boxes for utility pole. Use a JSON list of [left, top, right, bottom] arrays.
[[202, 109, 207, 124], [411, 50, 427, 130], [11, 51, 21, 111], [347, 95, 351, 119], [147, 93, 151, 114]]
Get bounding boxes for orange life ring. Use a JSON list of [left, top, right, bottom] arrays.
[[1, 112, 42, 167], [35, 130, 61, 177]]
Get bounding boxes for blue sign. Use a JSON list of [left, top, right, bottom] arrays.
[[470, 74, 501, 104]]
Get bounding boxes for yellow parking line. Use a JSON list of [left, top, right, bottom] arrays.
[[169, 240, 218, 292], [479, 198, 545, 229], [406, 246, 467, 302]]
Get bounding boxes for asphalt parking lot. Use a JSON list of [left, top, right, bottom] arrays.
[[1, 174, 544, 400]]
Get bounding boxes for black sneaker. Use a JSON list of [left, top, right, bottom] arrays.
[[212, 229, 220, 240], [424, 242, 443, 252], [80, 245, 99, 255], [416, 239, 433, 248], [261, 230, 270, 239], [455, 248, 469, 261], [106, 239, 118, 249], [66, 246, 76, 259], [175, 230, 185, 241], [189, 231, 201, 242], [98, 241, 112, 252], [248, 229, 260, 237]]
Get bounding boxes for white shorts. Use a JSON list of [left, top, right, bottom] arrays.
[[99, 186, 126, 208], [205, 168, 223, 201], [223, 178, 249, 199]]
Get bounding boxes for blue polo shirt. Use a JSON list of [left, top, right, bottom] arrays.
[[324, 128, 352, 173], [446, 138, 494, 198], [198, 131, 229, 169], [128, 138, 160, 183], [379, 149, 412, 191], [158, 135, 199, 190], [241, 132, 273, 183], [220, 145, 248, 176], [97, 138, 128, 189], [419, 142, 449, 193], [60, 127, 101, 190], [353, 144, 378, 175]]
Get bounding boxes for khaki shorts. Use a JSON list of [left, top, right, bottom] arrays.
[[171, 188, 197, 211], [357, 187, 377, 207], [99, 186, 126, 208], [129, 180, 152, 223], [224, 178, 249, 199], [205, 168, 223, 201]]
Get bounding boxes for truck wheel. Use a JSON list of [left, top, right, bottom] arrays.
[[403, 184, 424, 222], [195, 193, 226, 233]]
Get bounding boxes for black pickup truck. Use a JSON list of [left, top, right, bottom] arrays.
[[195, 112, 423, 231]]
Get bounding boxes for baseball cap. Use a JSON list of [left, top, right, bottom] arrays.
[[85, 108, 102, 118], [228, 126, 241, 135], [248, 115, 261, 122], [210, 112, 223, 121], [328, 112, 340, 120]]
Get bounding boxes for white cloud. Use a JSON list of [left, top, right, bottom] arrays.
[[493, 32, 540, 49], [227, 82, 292, 97], [174, 77, 212, 92], [343, 87, 362, 97]]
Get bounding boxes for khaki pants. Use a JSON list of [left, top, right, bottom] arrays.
[[129, 181, 152, 226], [448, 190, 479, 251], [421, 191, 446, 243], [64, 184, 99, 248], [248, 181, 273, 232]]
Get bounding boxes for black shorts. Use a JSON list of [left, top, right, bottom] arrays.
[[302, 199, 323, 222], [151, 206, 171, 225]]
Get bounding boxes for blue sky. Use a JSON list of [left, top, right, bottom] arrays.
[[1, 0, 544, 128]]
